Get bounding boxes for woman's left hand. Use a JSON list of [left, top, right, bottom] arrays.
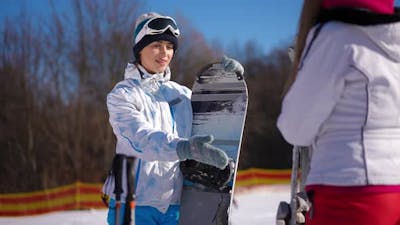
[[222, 55, 244, 76]]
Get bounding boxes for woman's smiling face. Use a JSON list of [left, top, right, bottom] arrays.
[[140, 40, 174, 74]]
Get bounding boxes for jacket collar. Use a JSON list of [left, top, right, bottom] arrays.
[[319, 7, 400, 25], [123, 62, 171, 93]]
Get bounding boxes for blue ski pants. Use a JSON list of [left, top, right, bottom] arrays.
[[135, 205, 180, 225], [107, 199, 180, 225], [107, 199, 127, 225]]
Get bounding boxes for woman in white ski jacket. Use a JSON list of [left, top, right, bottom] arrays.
[[278, 0, 400, 224], [106, 12, 243, 225]]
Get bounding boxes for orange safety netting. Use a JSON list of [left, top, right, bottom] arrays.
[[0, 169, 291, 216]]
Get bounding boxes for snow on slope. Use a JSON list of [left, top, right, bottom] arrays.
[[0, 185, 290, 225]]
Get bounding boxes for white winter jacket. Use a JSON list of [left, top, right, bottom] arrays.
[[278, 21, 400, 186], [107, 63, 192, 212]]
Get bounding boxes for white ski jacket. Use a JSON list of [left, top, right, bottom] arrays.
[[107, 63, 192, 213], [278, 21, 400, 186]]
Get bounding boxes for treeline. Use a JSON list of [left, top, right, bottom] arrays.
[[0, 0, 292, 193]]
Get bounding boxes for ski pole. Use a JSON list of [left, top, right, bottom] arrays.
[[115, 199, 121, 225], [113, 155, 124, 225], [290, 146, 300, 225]]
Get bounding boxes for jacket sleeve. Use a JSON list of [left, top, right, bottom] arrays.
[[107, 82, 184, 162], [277, 24, 350, 146]]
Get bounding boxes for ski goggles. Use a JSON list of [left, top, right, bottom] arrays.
[[134, 16, 180, 44]]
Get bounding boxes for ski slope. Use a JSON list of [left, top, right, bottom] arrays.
[[0, 185, 290, 225]]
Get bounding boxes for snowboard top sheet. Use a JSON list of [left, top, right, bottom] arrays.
[[185, 62, 248, 190], [179, 61, 248, 225]]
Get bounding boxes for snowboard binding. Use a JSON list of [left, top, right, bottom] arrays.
[[180, 159, 235, 191]]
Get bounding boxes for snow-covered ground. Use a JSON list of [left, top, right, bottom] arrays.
[[230, 185, 289, 225], [0, 185, 290, 225]]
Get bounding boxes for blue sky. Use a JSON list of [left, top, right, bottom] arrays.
[[2, 0, 400, 55], [142, 0, 303, 54], [0, 0, 303, 55]]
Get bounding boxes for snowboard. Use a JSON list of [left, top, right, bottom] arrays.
[[179, 62, 248, 225]]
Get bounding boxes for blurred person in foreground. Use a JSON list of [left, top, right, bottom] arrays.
[[278, 0, 400, 224], [104, 12, 244, 225]]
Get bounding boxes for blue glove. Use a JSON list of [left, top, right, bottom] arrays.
[[177, 135, 229, 169], [222, 55, 244, 76]]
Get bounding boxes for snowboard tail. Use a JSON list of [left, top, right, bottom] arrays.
[[179, 186, 230, 225]]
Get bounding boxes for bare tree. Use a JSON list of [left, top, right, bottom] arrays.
[[0, 1, 294, 193], [0, 12, 44, 191], [171, 13, 222, 86], [236, 41, 293, 170], [0, 0, 142, 192]]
